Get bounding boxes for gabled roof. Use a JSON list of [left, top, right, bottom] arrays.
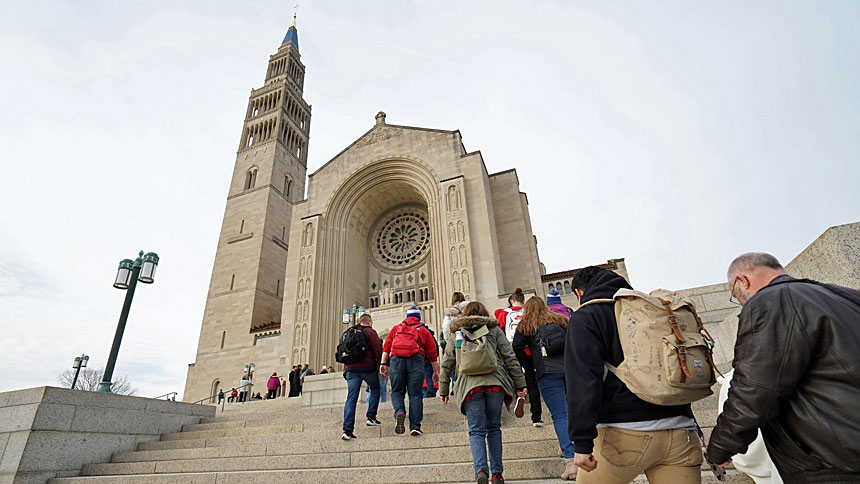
[[541, 261, 618, 282]]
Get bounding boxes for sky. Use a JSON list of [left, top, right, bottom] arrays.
[[1, 1, 858, 398]]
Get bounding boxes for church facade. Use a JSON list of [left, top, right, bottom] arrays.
[[183, 23, 546, 402]]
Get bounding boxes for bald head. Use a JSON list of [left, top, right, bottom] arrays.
[[727, 252, 787, 305]]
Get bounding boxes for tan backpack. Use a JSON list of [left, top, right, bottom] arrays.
[[579, 288, 718, 406]]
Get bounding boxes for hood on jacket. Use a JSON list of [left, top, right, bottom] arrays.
[[450, 315, 498, 332], [580, 269, 632, 304], [444, 301, 468, 316], [401, 316, 421, 326]]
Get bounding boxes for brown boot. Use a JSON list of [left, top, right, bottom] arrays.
[[561, 458, 578, 480]]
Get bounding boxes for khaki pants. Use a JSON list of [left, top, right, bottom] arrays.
[[576, 427, 703, 484]]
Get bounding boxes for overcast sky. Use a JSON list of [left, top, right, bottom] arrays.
[[1, 1, 858, 398]]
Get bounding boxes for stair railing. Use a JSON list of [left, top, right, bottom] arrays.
[[190, 382, 253, 413], [153, 391, 178, 401]]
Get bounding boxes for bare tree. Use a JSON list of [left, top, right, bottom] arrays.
[[58, 367, 137, 395]]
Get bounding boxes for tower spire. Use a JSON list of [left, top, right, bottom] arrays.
[[282, 4, 299, 49]]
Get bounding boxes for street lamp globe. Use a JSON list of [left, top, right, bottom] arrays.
[[342, 309, 350, 325], [358, 306, 366, 318], [139, 252, 160, 284], [113, 259, 134, 290]]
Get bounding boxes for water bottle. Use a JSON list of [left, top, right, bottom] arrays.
[[455, 330, 463, 349]]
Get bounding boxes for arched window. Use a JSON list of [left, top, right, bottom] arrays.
[[548, 284, 555, 292], [284, 176, 292, 197], [245, 167, 258, 190], [556, 283, 563, 293], [564, 281, 571, 294], [210, 379, 221, 404]]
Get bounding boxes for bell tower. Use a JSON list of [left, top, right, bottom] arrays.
[[184, 19, 311, 401]]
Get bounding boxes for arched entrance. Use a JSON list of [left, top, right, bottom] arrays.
[[306, 158, 447, 369]]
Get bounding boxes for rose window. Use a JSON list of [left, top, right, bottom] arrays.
[[373, 211, 430, 268]]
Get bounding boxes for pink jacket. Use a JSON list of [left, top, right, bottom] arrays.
[[267, 376, 281, 391]]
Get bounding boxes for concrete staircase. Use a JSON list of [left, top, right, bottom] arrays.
[[48, 389, 753, 483]]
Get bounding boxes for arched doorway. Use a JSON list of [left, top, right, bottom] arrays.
[[306, 158, 447, 369]]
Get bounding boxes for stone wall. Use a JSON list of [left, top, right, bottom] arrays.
[[0, 387, 214, 484]]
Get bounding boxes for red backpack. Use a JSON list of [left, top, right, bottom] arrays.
[[391, 322, 422, 357]]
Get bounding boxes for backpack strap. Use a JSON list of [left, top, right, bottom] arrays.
[[687, 304, 723, 380], [659, 298, 692, 383], [576, 298, 615, 310]]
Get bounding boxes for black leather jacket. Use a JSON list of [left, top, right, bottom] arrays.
[[707, 277, 860, 478]]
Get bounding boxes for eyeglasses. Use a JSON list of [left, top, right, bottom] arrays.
[[729, 278, 740, 305]]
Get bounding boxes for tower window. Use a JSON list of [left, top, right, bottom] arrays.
[[230, 274, 235, 290], [245, 167, 258, 190], [276, 279, 280, 296], [220, 331, 226, 350]]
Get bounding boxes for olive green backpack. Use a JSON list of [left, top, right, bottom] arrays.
[[457, 325, 498, 376]]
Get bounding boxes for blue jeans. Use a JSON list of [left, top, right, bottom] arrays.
[[389, 354, 425, 431], [366, 374, 387, 404], [463, 390, 504, 475], [537, 373, 575, 458], [343, 369, 380, 433], [423, 360, 436, 397]]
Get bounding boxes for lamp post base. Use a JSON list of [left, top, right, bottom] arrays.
[[96, 381, 113, 393]]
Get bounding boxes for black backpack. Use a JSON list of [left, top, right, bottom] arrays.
[[535, 322, 566, 356], [335, 325, 368, 364]]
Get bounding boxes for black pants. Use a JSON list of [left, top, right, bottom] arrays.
[[267, 389, 277, 399]]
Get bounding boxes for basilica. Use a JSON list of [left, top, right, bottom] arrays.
[[184, 21, 578, 401]]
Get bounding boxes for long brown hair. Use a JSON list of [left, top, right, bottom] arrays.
[[461, 301, 490, 317], [518, 297, 568, 335], [451, 291, 466, 306]]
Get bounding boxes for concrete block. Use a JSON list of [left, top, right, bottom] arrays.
[[0, 406, 39, 433], [41, 389, 146, 413], [10, 471, 57, 484], [3, 389, 46, 408], [157, 414, 200, 435], [136, 439, 206, 452], [69, 407, 161, 435], [49, 473, 217, 484], [81, 461, 155, 476], [0, 434, 10, 463], [0, 432, 30, 474], [15, 432, 143, 473], [112, 445, 267, 463], [31, 405, 75, 432]]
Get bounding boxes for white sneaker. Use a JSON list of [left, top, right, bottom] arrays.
[[366, 418, 382, 426], [341, 431, 356, 440], [410, 429, 424, 436], [533, 420, 545, 427]]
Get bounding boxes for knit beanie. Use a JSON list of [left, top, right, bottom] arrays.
[[547, 287, 562, 305], [406, 304, 422, 321]]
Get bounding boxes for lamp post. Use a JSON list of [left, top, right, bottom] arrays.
[[71, 354, 89, 390], [97, 250, 160, 393], [342, 304, 366, 325]]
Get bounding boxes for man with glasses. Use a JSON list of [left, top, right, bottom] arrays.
[[708, 253, 860, 484]]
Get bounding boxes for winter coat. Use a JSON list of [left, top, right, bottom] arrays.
[[442, 301, 468, 340], [382, 316, 438, 362], [438, 315, 527, 415], [548, 303, 573, 318], [343, 325, 383, 372], [565, 269, 692, 455], [707, 277, 860, 478], [267, 376, 281, 391], [513, 320, 566, 380]]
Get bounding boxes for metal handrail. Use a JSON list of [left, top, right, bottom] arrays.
[[153, 391, 178, 400], [190, 382, 252, 405]]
